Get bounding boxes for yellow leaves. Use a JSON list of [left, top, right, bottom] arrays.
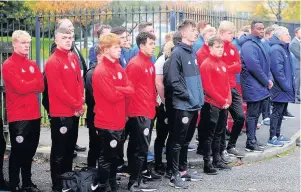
[[25, 0, 110, 14], [282, 1, 300, 22], [253, 3, 270, 19]]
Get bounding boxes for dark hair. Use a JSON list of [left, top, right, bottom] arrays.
[[251, 21, 263, 29], [138, 22, 153, 33], [95, 45, 101, 56], [172, 31, 182, 45], [295, 27, 300, 33], [178, 19, 196, 31], [97, 25, 112, 38], [136, 32, 156, 49], [208, 36, 223, 47], [265, 26, 275, 35], [111, 26, 127, 35]]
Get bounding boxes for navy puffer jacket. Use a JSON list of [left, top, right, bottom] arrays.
[[239, 34, 271, 102], [269, 35, 295, 103]]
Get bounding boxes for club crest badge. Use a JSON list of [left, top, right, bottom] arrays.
[[29, 66, 35, 73]]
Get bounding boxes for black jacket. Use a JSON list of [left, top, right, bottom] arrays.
[[163, 56, 172, 101], [85, 66, 96, 128], [165, 42, 204, 111]]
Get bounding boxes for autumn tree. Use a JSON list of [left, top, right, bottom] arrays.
[[282, 1, 300, 22], [24, 0, 110, 47], [25, 1, 110, 15], [0, 1, 31, 35], [267, 0, 288, 21], [252, 3, 270, 21]]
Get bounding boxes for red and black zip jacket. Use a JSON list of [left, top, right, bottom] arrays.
[[2, 52, 44, 122], [125, 51, 156, 119], [200, 54, 232, 109], [222, 41, 242, 88], [45, 48, 84, 117], [92, 56, 134, 130]]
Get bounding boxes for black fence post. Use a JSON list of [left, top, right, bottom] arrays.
[[35, 14, 42, 116], [179, 11, 184, 22], [35, 14, 41, 69], [170, 10, 176, 31]]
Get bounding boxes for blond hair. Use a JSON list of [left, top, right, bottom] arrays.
[[218, 21, 236, 33], [163, 41, 175, 57], [98, 33, 120, 52], [239, 25, 251, 33], [201, 26, 216, 37], [164, 31, 175, 43], [12, 30, 31, 43]]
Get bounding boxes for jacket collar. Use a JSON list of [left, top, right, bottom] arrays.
[[12, 52, 28, 62], [54, 48, 70, 57], [209, 54, 222, 62], [102, 56, 119, 68], [178, 42, 193, 53], [138, 50, 152, 60]]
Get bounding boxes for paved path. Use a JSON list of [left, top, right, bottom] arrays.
[[23, 103, 300, 164], [2, 145, 300, 192]]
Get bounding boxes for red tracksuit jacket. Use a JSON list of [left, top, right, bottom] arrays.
[[222, 41, 241, 88], [126, 51, 156, 119], [45, 48, 84, 117], [200, 55, 232, 109], [2, 52, 44, 122], [196, 44, 210, 67], [92, 56, 134, 130]]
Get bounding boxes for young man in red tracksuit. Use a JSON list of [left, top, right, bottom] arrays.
[[219, 21, 245, 160], [196, 26, 217, 67], [125, 32, 158, 192], [2, 30, 44, 192], [91, 33, 134, 192], [44, 27, 85, 192], [195, 26, 217, 155], [199, 36, 232, 174]]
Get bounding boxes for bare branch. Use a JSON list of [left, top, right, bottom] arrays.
[[267, 0, 277, 16], [267, 0, 286, 21]]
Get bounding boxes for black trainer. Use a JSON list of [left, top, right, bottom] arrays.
[[245, 144, 264, 153], [165, 170, 172, 179], [22, 183, 42, 192], [74, 144, 87, 152], [255, 138, 266, 149], [142, 169, 162, 181], [204, 162, 218, 175], [154, 163, 166, 176], [128, 182, 157, 192], [169, 173, 188, 189], [213, 161, 231, 170], [181, 170, 202, 181], [283, 111, 295, 119]]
